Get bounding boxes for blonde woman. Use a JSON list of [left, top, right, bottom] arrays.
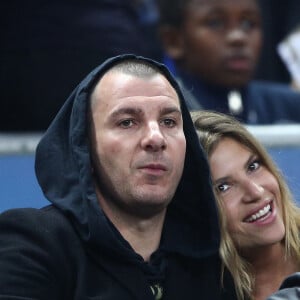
[[192, 110, 300, 300]]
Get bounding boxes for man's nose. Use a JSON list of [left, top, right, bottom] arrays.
[[141, 122, 166, 151]]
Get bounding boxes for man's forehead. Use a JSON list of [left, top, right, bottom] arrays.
[[92, 70, 180, 107]]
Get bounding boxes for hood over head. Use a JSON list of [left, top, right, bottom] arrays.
[[35, 54, 219, 261]]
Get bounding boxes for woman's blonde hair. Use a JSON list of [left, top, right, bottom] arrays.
[[191, 110, 300, 300]]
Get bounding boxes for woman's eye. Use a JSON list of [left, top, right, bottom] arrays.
[[248, 160, 261, 172], [216, 183, 230, 193]]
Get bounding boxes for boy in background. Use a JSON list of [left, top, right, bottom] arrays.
[[158, 0, 300, 124]]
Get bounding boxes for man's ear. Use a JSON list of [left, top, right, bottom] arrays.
[[159, 26, 184, 60]]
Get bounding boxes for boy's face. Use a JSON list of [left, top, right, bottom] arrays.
[[171, 0, 262, 88]]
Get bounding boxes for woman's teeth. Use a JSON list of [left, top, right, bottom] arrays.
[[245, 204, 271, 223]]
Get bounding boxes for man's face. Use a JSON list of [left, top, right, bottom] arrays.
[[177, 0, 262, 88], [90, 70, 186, 218]]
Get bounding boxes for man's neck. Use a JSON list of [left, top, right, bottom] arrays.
[[96, 189, 166, 261], [118, 215, 165, 261]]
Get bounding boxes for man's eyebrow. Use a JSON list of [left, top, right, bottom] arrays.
[[110, 107, 144, 119], [110, 106, 181, 119], [160, 106, 182, 115]]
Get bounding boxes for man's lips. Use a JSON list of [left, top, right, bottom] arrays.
[[140, 164, 167, 171], [135, 155, 172, 173]]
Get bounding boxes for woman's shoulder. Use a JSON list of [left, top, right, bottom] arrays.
[[266, 273, 300, 300]]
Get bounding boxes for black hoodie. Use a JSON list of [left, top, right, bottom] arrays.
[[0, 55, 235, 299]]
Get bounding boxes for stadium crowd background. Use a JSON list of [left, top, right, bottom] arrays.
[[1, 0, 300, 211]]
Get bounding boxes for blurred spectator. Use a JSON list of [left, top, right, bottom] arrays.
[[256, 0, 300, 83], [277, 24, 300, 91], [0, 0, 162, 131], [157, 0, 300, 124]]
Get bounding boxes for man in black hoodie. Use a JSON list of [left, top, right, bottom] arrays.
[[0, 55, 235, 299]]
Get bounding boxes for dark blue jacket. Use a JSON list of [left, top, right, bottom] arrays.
[[165, 58, 300, 124]]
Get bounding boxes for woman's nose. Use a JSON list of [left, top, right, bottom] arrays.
[[241, 179, 264, 203]]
